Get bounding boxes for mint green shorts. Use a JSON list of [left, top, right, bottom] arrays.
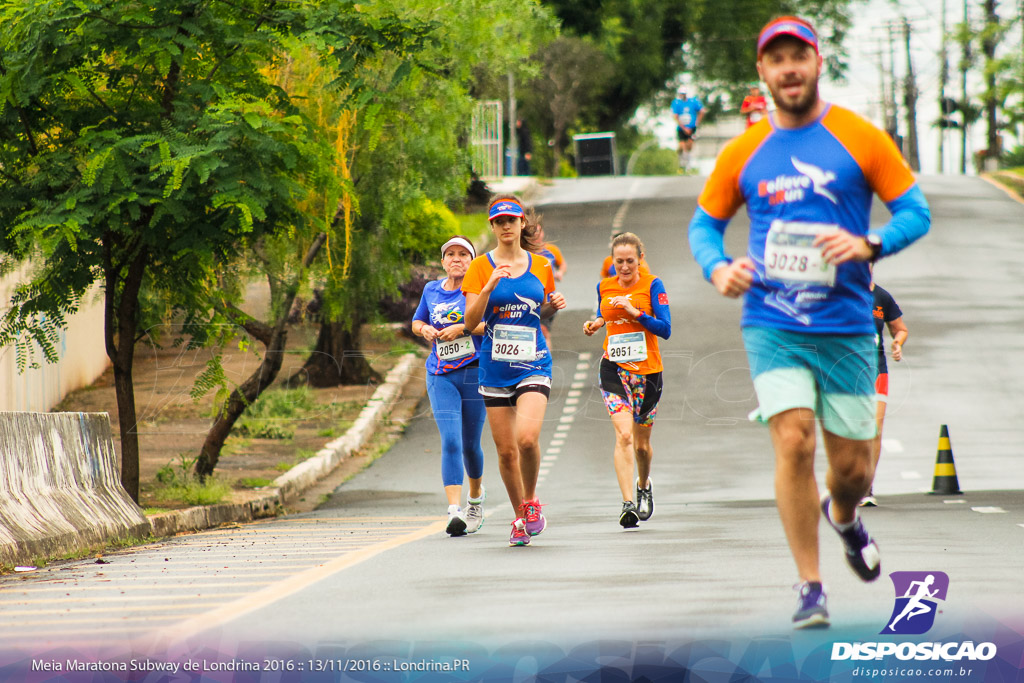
[[743, 326, 877, 440]]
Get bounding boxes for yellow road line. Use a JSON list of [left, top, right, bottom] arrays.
[[979, 174, 1024, 205], [153, 519, 444, 644]]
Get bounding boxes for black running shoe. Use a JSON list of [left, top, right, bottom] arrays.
[[793, 581, 830, 629], [636, 478, 654, 521], [821, 495, 881, 582], [619, 501, 639, 528]]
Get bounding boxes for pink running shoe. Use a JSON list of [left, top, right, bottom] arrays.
[[509, 518, 530, 546], [521, 498, 546, 536]]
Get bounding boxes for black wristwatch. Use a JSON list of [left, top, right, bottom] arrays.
[[865, 233, 883, 262]]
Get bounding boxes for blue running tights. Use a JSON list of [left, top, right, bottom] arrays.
[[425, 364, 486, 486]]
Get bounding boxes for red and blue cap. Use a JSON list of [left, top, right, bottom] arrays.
[[757, 17, 818, 57], [488, 199, 525, 220]]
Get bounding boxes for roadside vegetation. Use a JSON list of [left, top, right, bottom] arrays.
[[2, 0, 1021, 504]]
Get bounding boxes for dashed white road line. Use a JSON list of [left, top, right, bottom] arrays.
[[539, 352, 592, 485], [971, 507, 1006, 514], [881, 439, 904, 453]]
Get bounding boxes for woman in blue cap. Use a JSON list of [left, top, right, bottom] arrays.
[[462, 195, 566, 547]]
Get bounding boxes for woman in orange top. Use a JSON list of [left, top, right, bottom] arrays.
[[583, 232, 671, 529], [600, 230, 651, 278]]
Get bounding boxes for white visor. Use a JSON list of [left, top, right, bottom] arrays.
[[441, 237, 476, 259]]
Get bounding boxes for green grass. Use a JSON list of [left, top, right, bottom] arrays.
[[239, 477, 274, 488], [154, 479, 232, 505], [151, 454, 232, 506], [629, 147, 681, 176], [234, 386, 319, 439]]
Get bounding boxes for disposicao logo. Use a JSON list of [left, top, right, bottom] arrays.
[[831, 571, 997, 663], [882, 571, 948, 635]]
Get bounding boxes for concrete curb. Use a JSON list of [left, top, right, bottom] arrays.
[[147, 353, 420, 538]]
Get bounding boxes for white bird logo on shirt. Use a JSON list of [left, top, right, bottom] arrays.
[[791, 157, 838, 204], [515, 293, 541, 319]]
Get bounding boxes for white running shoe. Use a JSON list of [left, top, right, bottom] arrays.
[[465, 487, 486, 533], [446, 504, 467, 537]]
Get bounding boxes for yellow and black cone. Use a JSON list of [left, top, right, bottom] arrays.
[[929, 424, 963, 495]]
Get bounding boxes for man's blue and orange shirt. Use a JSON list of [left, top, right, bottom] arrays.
[[689, 103, 929, 335]]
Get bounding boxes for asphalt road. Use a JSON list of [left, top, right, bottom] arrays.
[[1, 174, 1022, 681]]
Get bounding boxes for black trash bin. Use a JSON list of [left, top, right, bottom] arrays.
[[573, 133, 618, 176]]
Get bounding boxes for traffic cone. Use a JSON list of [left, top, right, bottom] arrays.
[[928, 424, 963, 495]]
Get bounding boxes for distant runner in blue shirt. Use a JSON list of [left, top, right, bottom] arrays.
[[671, 86, 705, 171]]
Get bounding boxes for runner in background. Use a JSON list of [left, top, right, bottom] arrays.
[[524, 209, 567, 348], [671, 86, 705, 172], [412, 236, 488, 536], [463, 195, 567, 547], [741, 85, 768, 128], [583, 232, 671, 529], [861, 278, 909, 507]]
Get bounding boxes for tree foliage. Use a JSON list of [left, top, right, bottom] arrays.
[[521, 37, 614, 176], [476, 0, 858, 173], [283, 0, 557, 387], [0, 0, 431, 499]]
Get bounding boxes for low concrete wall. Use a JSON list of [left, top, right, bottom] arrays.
[[0, 412, 151, 567]]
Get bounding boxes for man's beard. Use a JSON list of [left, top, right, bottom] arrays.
[[770, 82, 819, 117]]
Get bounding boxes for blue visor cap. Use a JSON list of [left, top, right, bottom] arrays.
[[757, 20, 818, 56], [489, 200, 525, 220]]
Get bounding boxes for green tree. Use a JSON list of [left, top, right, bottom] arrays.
[[976, 0, 1014, 158], [289, 0, 557, 387], [0, 0, 429, 500], [521, 37, 614, 177], [541, 0, 856, 131]]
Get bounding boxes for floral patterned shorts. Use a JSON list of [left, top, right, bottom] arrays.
[[599, 358, 663, 426]]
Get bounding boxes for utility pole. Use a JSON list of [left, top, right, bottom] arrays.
[[873, 44, 892, 131], [886, 22, 901, 144], [981, 0, 1000, 165], [938, 0, 949, 173], [505, 71, 516, 176], [902, 17, 921, 171], [960, 0, 971, 174]]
